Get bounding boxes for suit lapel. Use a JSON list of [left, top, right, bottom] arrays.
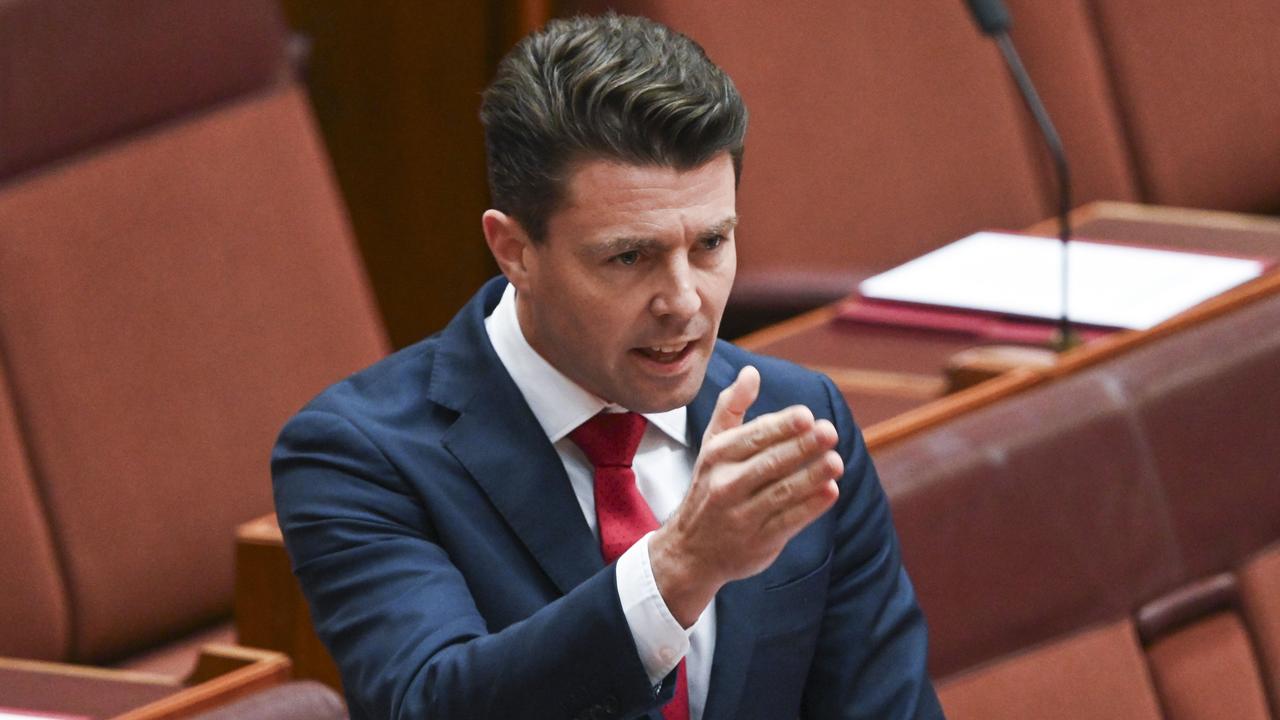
[[688, 350, 769, 720], [431, 279, 603, 596]]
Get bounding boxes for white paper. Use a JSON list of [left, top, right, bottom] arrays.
[[858, 232, 1266, 330]]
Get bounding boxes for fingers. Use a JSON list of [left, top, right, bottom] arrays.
[[761, 476, 841, 541], [703, 366, 760, 440], [709, 405, 819, 465], [733, 418, 838, 492], [755, 448, 842, 508], [756, 452, 843, 538]]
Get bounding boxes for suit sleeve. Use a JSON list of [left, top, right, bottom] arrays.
[[800, 377, 945, 719], [271, 409, 672, 720]]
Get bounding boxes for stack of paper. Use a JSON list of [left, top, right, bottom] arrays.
[[857, 232, 1267, 331]]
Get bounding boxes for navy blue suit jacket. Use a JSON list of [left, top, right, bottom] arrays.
[[272, 277, 942, 719]]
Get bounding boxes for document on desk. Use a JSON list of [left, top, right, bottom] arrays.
[[858, 231, 1267, 330]]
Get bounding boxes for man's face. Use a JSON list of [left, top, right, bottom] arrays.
[[514, 153, 737, 413]]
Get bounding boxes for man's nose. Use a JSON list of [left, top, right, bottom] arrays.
[[650, 260, 701, 320]]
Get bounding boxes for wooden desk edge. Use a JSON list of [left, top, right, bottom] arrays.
[[113, 645, 291, 720], [0, 657, 176, 687], [1024, 201, 1280, 237], [735, 304, 838, 351], [237, 513, 284, 545]]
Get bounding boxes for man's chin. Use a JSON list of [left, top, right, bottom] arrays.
[[616, 367, 707, 414]]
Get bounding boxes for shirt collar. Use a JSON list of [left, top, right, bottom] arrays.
[[484, 283, 688, 445]]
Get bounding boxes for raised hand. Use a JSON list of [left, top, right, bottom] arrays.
[[650, 366, 842, 627]]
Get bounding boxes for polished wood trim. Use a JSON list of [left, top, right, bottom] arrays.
[[237, 512, 283, 545], [0, 657, 175, 686], [113, 646, 290, 720], [1084, 201, 1280, 233], [865, 368, 1043, 449], [735, 304, 837, 351], [810, 366, 946, 399], [183, 644, 285, 686], [1023, 200, 1280, 237], [945, 345, 1058, 393], [735, 303, 946, 398], [1022, 201, 1108, 237]]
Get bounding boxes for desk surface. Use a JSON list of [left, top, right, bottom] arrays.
[[739, 203, 1280, 428]]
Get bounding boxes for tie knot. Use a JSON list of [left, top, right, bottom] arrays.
[[569, 411, 648, 468]]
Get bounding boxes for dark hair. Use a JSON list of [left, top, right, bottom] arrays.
[[480, 13, 748, 242]]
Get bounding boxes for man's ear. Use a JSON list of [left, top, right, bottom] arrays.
[[482, 209, 535, 293]]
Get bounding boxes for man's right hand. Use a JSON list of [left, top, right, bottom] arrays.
[[649, 365, 843, 627]]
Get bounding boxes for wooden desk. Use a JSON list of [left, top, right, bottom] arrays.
[[739, 202, 1280, 432], [0, 646, 289, 720]]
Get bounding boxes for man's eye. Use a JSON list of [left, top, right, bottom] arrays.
[[702, 235, 724, 250], [614, 251, 641, 266]]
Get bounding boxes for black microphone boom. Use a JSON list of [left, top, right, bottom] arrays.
[[964, 0, 1077, 350]]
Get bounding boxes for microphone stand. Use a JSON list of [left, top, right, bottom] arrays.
[[990, 31, 1078, 351]]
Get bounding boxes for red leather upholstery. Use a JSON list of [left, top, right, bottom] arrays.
[[938, 620, 1163, 720], [0, 0, 287, 182], [0, 0, 387, 671], [0, 365, 69, 660], [875, 290, 1280, 717], [1084, 0, 1280, 213]]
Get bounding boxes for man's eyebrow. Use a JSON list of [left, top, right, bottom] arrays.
[[592, 216, 739, 256], [698, 216, 739, 240], [595, 236, 663, 256]]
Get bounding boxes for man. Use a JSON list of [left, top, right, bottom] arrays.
[[273, 13, 942, 720]]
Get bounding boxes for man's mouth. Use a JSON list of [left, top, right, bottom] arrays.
[[634, 340, 696, 365]]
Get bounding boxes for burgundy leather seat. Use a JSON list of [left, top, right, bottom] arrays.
[[0, 0, 387, 675]]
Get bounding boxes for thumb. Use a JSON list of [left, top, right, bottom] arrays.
[[703, 365, 760, 439]]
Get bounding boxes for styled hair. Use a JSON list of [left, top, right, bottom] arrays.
[[480, 13, 748, 242]]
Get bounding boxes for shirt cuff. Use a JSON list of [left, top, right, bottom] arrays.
[[615, 530, 691, 685]]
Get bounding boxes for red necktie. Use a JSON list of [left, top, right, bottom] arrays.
[[570, 411, 690, 720]]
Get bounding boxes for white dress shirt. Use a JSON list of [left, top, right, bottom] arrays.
[[485, 283, 715, 719]]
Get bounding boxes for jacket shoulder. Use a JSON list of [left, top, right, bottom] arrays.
[[292, 334, 445, 432]]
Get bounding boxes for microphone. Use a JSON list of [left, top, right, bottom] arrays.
[[964, 0, 1078, 350]]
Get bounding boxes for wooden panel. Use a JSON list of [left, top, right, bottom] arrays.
[[278, 1, 519, 348], [236, 515, 342, 690]]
